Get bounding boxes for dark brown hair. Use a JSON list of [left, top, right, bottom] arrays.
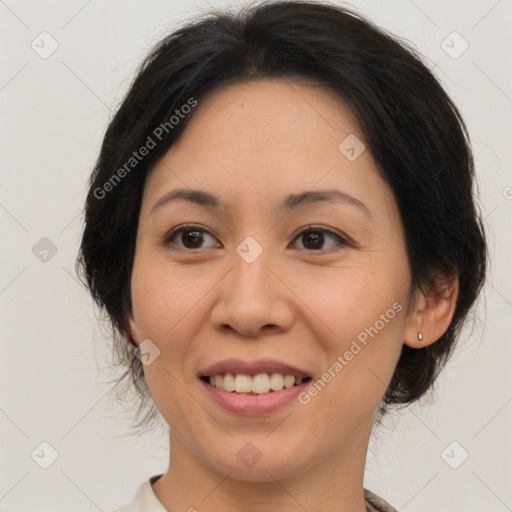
[[76, 0, 487, 432]]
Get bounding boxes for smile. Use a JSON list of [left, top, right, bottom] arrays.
[[200, 373, 311, 394], [202, 373, 311, 396], [199, 375, 313, 415]]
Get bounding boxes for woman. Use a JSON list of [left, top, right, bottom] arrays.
[[77, 2, 487, 511]]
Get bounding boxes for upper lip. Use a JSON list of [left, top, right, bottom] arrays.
[[199, 358, 311, 378]]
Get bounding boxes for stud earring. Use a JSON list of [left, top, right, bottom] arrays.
[[418, 332, 423, 341]]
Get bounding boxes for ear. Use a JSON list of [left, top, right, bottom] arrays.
[[403, 270, 459, 348]]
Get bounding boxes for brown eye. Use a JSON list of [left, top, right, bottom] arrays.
[[291, 226, 347, 251], [164, 225, 219, 250], [163, 224, 347, 252]]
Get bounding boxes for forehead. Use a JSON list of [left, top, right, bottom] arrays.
[[169, 78, 361, 155], [142, 78, 394, 220]]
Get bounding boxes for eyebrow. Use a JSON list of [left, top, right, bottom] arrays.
[[150, 188, 372, 217]]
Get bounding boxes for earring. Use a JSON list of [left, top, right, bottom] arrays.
[[418, 332, 423, 341]]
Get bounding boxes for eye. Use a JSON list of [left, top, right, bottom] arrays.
[[163, 224, 348, 252], [164, 224, 220, 250], [290, 225, 348, 251]]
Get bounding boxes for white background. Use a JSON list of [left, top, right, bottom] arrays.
[[1, 0, 511, 510]]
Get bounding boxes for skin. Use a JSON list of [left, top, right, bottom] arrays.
[[128, 79, 457, 512]]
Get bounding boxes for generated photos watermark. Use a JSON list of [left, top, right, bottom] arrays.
[[298, 301, 403, 404], [93, 97, 198, 200]]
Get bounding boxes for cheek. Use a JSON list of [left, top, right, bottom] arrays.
[[129, 256, 204, 392], [292, 261, 409, 409], [129, 258, 208, 424], [131, 256, 202, 339], [294, 259, 409, 345]]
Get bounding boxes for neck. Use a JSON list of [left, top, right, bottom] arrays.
[[152, 427, 371, 512]]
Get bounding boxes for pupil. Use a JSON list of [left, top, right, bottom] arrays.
[[184, 230, 202, 248], [304, 231, 323, 249]]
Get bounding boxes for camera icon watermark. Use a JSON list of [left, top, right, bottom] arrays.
[[503, 186, 512, 200], [236, 236, 263, 263], [31, 441, 59, 469], [236, 442, 262, 468], [441, 31, 469, 59], [134, 338, 161, 366], [31, 31, 59, 59], [441, 441, 469, 469], [338, 134, 366, 162]]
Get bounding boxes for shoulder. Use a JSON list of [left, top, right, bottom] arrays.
[[112, 478, 396, 512], [364, 488, 399, 512], [111, 475, 166, 512]]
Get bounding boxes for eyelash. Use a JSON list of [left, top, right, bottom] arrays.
[[163, 223, 349, 252]]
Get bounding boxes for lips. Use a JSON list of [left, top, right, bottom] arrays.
[[197, 359, 313, 415], [201, 378, 310, 414], [198, 358, 311, 379]]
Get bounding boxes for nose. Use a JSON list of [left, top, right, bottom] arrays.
[[209, 247, 295, 338]]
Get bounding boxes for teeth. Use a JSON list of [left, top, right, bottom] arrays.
[[283, 375, 295, 389], [206, 373, 308, 394], [269, 373, 284, 390], [223, 373, 235, 392], [235, 374, 252, 393], [252, 373, 270, 394]]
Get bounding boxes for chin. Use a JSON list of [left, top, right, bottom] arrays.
[[200, 438, 311, 482]]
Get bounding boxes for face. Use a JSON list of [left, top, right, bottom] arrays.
[[128, 79, 415, 481]]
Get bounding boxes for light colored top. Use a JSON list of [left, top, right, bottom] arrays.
[[112, 475, 166, 512], [112, 474, 398, 512]]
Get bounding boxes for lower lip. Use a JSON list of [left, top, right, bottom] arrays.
[[200, 379, 310, 415]]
